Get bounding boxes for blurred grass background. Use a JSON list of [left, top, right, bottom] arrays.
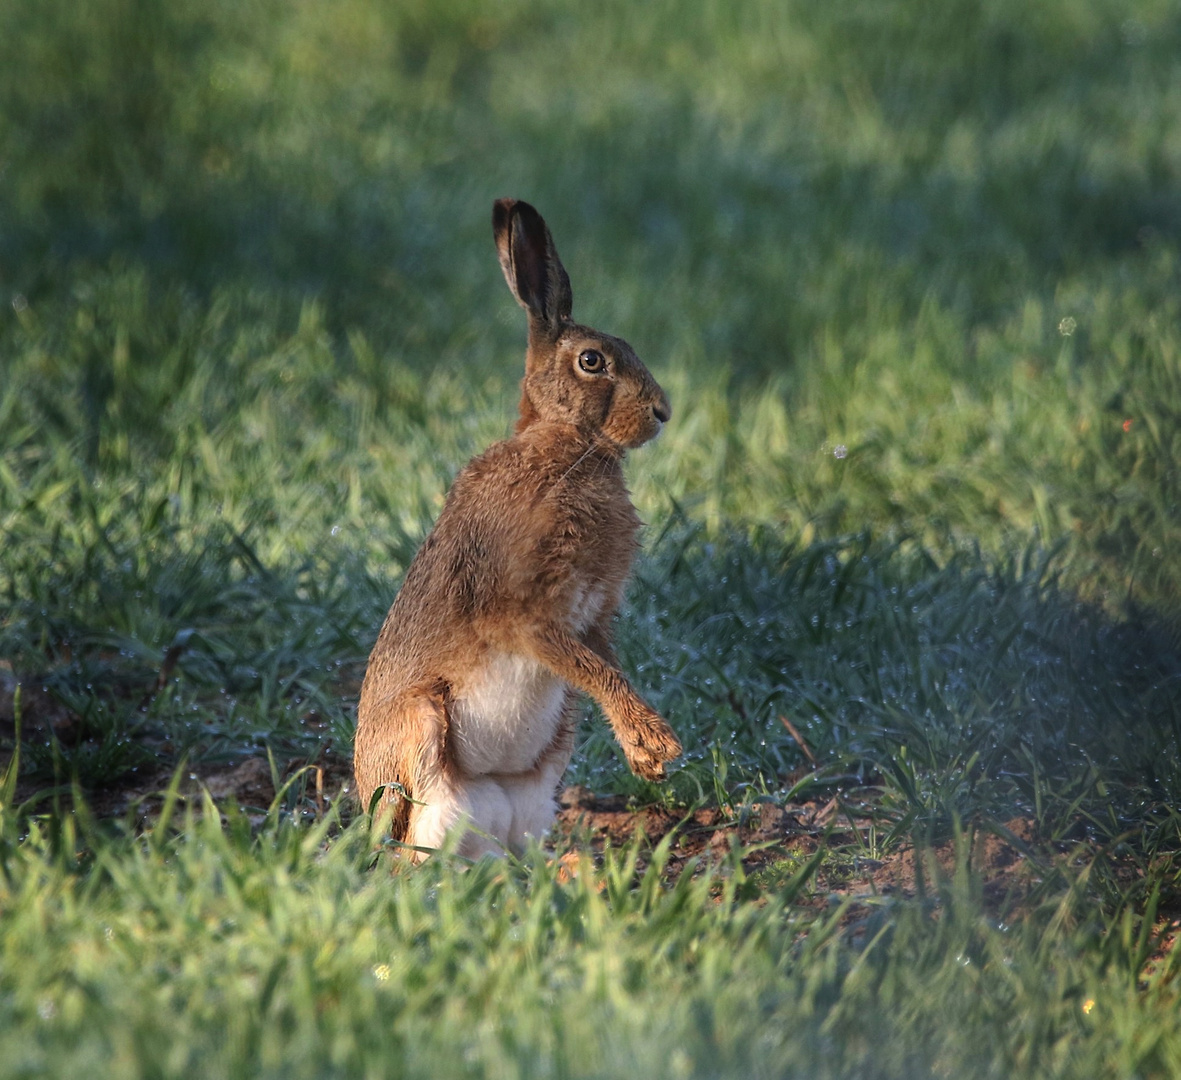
[[2, 0, 1180, 796], [3, 2, 1181, 1076], [3, 0, 1178, 597]]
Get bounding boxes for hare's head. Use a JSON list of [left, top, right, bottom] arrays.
[[493, 198, 670, 450]]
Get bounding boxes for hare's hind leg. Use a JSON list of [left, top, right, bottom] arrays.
[[407, 775, 513, 860], [410, 698, 574, 859], [500, 694, 578, 854], [353, 689, 445, 841], [357, 688, 510, 860]]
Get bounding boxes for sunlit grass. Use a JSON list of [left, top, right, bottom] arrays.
[[1, 799, 1179, 1080], [2, 0, 1180, 1075]]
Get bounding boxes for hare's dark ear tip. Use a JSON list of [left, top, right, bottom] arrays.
[[492, 198, 517, 229], [493, 198, 544, 230]]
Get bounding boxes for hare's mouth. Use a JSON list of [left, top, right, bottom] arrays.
[[617, 410, 666, 449]]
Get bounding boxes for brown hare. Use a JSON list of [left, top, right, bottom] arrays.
[[353, 198, 681, 860]]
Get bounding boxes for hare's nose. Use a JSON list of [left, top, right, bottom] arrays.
[[652, 397, 671, 424]]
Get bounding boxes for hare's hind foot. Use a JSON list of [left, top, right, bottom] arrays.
[[407, 770, 566, 861], [407, 776, 513, 861]]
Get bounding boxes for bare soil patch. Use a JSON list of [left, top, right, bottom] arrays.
[[553, 783, 1041, 908]]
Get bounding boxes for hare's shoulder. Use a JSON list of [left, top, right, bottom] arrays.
[[452, 431, 616, 491], [441, 435, 628, 527], [403, 433, 637, 610]]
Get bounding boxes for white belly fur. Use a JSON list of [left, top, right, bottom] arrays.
[[413, 587, 609, 856], [449, 651, 567, 775]]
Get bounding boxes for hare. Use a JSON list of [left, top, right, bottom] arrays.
[[352, 198, 681, 860]]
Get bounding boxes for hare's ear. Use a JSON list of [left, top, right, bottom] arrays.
[[493, 198, 572, 334]]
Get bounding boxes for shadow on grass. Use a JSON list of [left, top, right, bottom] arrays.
[[2, 516, 1177, 869]]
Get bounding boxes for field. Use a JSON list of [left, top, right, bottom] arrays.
[[2, 0, 1181, 1075]]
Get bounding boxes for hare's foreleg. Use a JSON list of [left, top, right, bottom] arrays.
[[525, 624, 681, 781]]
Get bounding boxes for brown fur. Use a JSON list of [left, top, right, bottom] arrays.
[[353, 199, 681, 859]]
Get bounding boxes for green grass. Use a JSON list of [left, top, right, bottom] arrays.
[[1, 803, 1180, 1080], [2, 0, 1181, 1075]]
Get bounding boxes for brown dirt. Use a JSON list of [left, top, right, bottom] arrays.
[[551, 784, 1044, 908], [4, 730, 1040, 910]]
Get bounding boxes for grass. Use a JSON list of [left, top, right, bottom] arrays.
[[1, 802, 1180, 1080], [2, 0, 1181, 1075]]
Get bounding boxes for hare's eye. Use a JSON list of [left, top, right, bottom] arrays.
[[577, 349, 606, 374]]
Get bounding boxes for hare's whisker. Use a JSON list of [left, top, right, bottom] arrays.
[[556, 443, 596, 487]]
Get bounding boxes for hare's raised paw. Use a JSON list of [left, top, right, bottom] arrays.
[[626, 751, 671, 782], [619, 710, 682, 782]]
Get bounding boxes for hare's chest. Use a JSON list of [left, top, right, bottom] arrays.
[[450, 652, 567, 775]]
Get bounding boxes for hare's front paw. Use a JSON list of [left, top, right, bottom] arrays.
[[619, 708, 682, 782]]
